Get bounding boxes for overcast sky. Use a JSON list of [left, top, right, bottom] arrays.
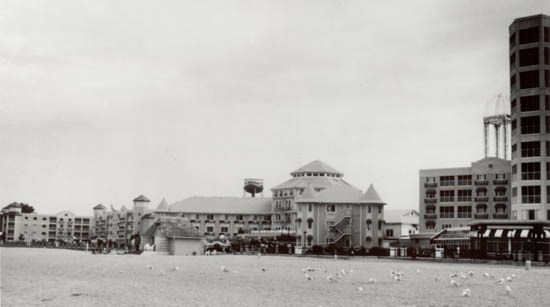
[[1, 0, 549, 215]]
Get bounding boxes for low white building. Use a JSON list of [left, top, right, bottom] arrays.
[[383, 209, 419, 245]]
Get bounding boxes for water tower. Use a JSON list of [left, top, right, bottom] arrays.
[[243, 178, 264, 198], [483, 94, 511, 159]]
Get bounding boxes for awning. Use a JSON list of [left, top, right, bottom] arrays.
[[494, 229, 503, 237], [483, 229, 491, 237], [545, 230, 550, 238], [469, 231, 479, 238]]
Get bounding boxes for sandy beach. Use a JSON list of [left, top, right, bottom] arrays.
[[2, 247, 550, 307]]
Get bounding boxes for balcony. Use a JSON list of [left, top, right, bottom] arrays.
[[424, 198, 437, 204], [474, 213, 489, 219], [493, 196, 508, 202], [424, 182, 438, 188], [424, 213, 437, 220], [474, 180, 489, 186], [493, 179, 508, 185], [474, 196, 489, 202], [493, 213, 508, 219]]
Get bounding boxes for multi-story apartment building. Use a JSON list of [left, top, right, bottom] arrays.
[[91, 196, 150, 247], [168, 197, 272, 238], [0, 202, 91, 243], [419, 157, 511, 232], [509, 14, 550, 221], [271, 160, 386, 249]]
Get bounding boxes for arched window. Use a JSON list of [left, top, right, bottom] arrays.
[[307, 218, 313, 229]]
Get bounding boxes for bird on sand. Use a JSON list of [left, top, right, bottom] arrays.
[[461, 289, 471, 297]]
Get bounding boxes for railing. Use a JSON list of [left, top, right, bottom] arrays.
[[474, 213, 489, 219], [475, 196, 489, 202], [493, 179, 508, 185], [475, 180, 489, 186], [328, 209, 352, 226], [493, 213, 508, 219], [493, 196, 508, 202], [424, 198, 437, 204], [424, 182, 438, 188], [329, 225, 351, 244], [424, 214, 437, 220]]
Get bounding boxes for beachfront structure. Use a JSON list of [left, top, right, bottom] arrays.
[[91, 195, 152, 247], [140, 216, 203, 255], [419, 157, 511, 232], [509, 14, 550, 221], [0, 202, 91, 243], [271, 160, 386, 250], [168, 197, 272, 238], [383, 209, 419, 243]]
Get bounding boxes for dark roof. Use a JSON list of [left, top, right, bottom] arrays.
[[133, 195, 151, 202], [3, 202, 22, 209], [93, 204, 106, 210]]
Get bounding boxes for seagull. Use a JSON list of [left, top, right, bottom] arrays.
[[460, 273, 468, 280], [305, 274, 313, 280], [261, 267, 267, 272], [506, 285, 512, 294], [232, 270, 239, 274], [461, 288, 471, 297], [119, 270, 123, 274], [497, 278, 505, 285], [160, 270, 165, 276], [416, 269, 421, 273], [506, 276, 513, 282], [451, 279, 460, 287], [326, 275, 337, 283], [221, 266, 230, 273], [349, 269, 354, 273], [468, 271, 475, 277], [511, 274, 517, 278], [450, 273, 458, 278], [146, 264, 153, 270], [483, 273, 490, 278], [174, 266, 180, 271], [357, 286, 364, 291], [368, 277, 377, 284]]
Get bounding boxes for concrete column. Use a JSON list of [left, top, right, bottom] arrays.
[[495, 124, 500, 158], [484, 123, 489, 158]]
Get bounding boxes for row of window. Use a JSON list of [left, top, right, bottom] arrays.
[[436, 189, 506, 202], [181, 214, 270, 221], [510, 27, 550, 47], [510, 47, 550, 68], [511, 95, 550, 114], [510, 69, 550, 90], [428, 174, 506, 186], [511, 162, 550, 181], [511, 115, 550, 135], [511, 185, 550, 203]]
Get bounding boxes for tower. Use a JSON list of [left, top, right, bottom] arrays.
[[509, 14, 550, 220], [243, 178, 264, 198]]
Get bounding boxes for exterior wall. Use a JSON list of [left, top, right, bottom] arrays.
[[180, 212, 271, 238], [171, 239, 202, 256], [419, 158, 511, 232], [509, 14, 550, 221]]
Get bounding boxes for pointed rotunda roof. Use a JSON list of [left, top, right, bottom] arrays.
[[156, 198, 169, 211], [93, 204, 106, 210], [290, 160, 343, 177], [361, 184, 385, 204]]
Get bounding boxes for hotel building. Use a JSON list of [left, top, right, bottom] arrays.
[[509, 14, 550, 221], [0, 202, 91, 243], [419, 157, 511, 232]]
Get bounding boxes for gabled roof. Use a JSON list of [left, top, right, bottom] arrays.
[[296, 183, 317, 202], [169, 197, 272, 214], [156, 198, 169, 211], [133, 195, 150, 202], [290, 160, 343, 176], [93, 204, 106, 210], [3, 202, 22, 209], [296, 184, 365, 204], [361, 184, 385, 204], [384, 209, 419, 224]]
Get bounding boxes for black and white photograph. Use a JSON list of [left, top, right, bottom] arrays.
[[1, 1, 550, 306]]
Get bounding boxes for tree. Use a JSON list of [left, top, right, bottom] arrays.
[[20, 203, 35, 214]]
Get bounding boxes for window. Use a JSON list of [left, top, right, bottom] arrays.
[[457, 175, 472, 186], [520, 95, 539, 112], [378, 206, 382, 214], [521, 162, 540, 180], [442, 224, 452, 229], [546, 27, 550, 42], [326, 205, 335, 212], [236, 215, 243, 221], [512, 144, 517, 158], [440, 176, 455, 186], [426, 190, 436, 198], [368, 205, 371, 213], [440, 190, 454, 202], [195, 214, 199, 219], [528, 209, 536, 220], [510, 53, 516, 68], [547, 162, 550, 180], [221, 226, 228, 233], [547, 115, 550, 133], [457, 190, 472, 202], [520, 116, 540, 134], [206, 214, 214, 220], [440, 206, 455, 218], [547, 186, 550, 204], [308, 205, 312, 212], [546, 70, 550, 88], [510, 32, 516, 46], [512, 187, 517, 197], [511, 99, 517, 113], [307, 219, 313, 229], [546, 48, 550, 65], [522, 186, 541, 203], [519, 27, 539, 44], [457, 206, 472, 218], [206, 226, 213, 232], [519, 47, 539, 67], [521, 141, 541, 157], [386, 229, 394, 237], [520, 70, 540, 89], [512, 119, 517, 131]]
